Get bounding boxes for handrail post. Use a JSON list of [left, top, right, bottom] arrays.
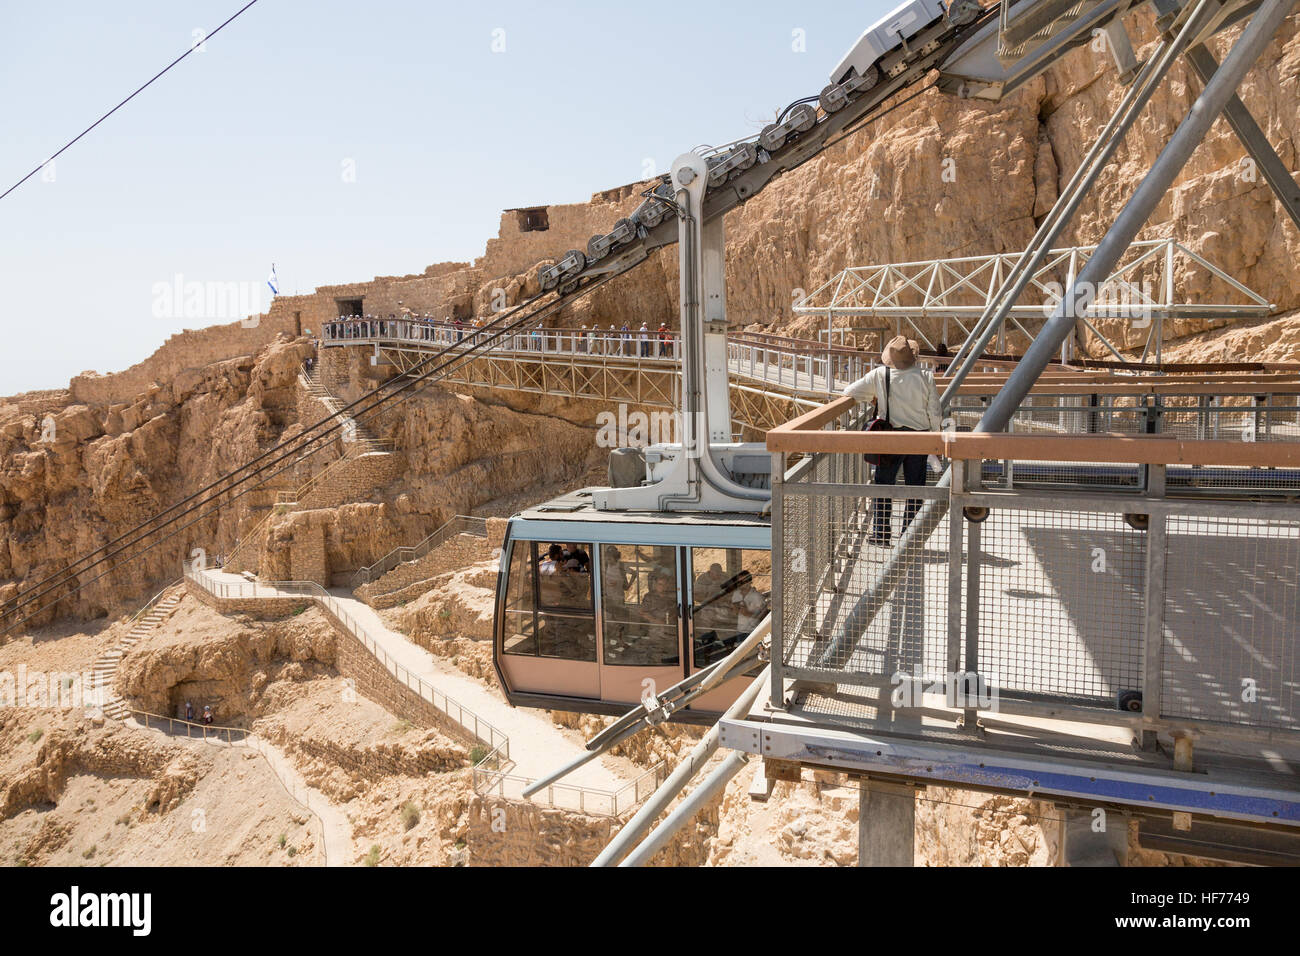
[[1140, 484, 1168, 751], [770, 449, 786, 710]]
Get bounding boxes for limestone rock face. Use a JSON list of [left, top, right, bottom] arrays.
[[0, 337, 313, 625], [1, 333, 607, 628], [114, 604, 338, 721]]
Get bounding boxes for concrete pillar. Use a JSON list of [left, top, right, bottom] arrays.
[[858, 780, 914, 867], [1060, 809, 1129, 866]]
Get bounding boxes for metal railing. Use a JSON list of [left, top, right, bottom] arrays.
[[185, 565, 509, 758], [129, 709, 330, 847], [321, 318, 889, 398], [352, 515, 488, 589], [322, 318, 682, 361], [472, 744, 668, 818], [185, 565, 666, 817], [123, 580, 183, 631], [91, 580, 183, 707], [132, 709, 253, 745], [298, 366, 396, 453], [768, 397, 1300, 746], [945, 387, 1300, 495]]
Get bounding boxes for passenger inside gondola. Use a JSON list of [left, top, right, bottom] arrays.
[[503, 540, 597, 663], [691, 550, 771, 666]]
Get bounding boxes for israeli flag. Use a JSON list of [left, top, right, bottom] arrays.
[[267, 263, 279, 297]]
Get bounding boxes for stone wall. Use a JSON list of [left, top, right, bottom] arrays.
[[462, 788, 718, 867], [233, 182, 647, 347], [280, 732, 466, 780], [273, 264, 483, 334], [0, 389, 73, 417], [333, 626, 480, 750], [474, 183, 647, 286], [355, 532, 492, 607], [69, 313, 299, 407], [296, 452, 403, 512], [461, 795, 617, 866], [185, 579, 307, 619]]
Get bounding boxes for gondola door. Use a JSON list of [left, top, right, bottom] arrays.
[[686, 545, 773, 713], [597, 542, 685, 706]]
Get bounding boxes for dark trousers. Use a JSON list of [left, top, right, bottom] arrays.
[[873, 452, 927, 541]]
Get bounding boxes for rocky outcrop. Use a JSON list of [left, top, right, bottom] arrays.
[[114, 604, 338, 722], [0, 338, 312, 625], [0, 711, 201, 819]]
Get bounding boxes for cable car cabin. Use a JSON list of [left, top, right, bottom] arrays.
[[492, 489, 771, 725]]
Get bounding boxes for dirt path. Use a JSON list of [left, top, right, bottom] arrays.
[[127, 716, 354, 866]]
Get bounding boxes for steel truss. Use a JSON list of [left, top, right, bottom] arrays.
[[793, 237, 1272, 362], [370, 343, 815, 437]]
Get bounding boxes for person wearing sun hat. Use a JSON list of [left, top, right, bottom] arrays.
[[843, 335, 943, 546]]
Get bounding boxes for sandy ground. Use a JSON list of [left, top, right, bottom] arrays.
[[0, 710, 323, 867]]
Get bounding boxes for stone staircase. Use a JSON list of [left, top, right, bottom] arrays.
[[353, 516, 488, 591], [299, 365, 393, 454], [224, 367, 402, 574], [356, 531, 494, 610], [91, 583, 183, 720]]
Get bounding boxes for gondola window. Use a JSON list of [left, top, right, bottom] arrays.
[[502, 541, 597, 662]]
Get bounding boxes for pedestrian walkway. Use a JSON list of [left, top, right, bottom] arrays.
[[187, 567, 646, 798], [127, 710, 354, 866]]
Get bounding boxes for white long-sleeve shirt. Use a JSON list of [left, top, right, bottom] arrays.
[[842, 364, 942, 432]]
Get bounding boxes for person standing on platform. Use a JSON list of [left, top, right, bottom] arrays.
[[842, 336, 942, 546]]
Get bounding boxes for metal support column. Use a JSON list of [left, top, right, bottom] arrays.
[[771, 451, 787, 710], [963, 515, 982, 727], [1141, 466, 1168, 750]]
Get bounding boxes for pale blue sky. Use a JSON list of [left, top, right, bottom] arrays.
[[1, 0, 896, 394]]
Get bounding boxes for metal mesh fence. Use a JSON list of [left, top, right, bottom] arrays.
[[979, 458, 1144, 490], [782, 454, 954, 687], [950, 394, 1149, 437], [948, 394, 1300, 493], [971, 508, 1146, 705], [776, 391, 1300, 737], [1161, 515, 1300, 731]]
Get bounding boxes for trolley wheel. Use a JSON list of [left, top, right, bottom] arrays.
[[962, 506, 990, 523], [1117, 689, 1144, 713], [759, 122, 786, 154], [1123, 513, 1150, 531], [820, 83, 847, 114]]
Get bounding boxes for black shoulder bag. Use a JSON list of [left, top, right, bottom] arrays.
[[861, 367, 892, 467]]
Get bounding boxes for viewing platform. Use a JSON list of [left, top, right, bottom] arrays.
[[718, 394, 1300, 860]]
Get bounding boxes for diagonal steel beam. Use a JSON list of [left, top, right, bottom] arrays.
[[1183, 43, 1300, 232]]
